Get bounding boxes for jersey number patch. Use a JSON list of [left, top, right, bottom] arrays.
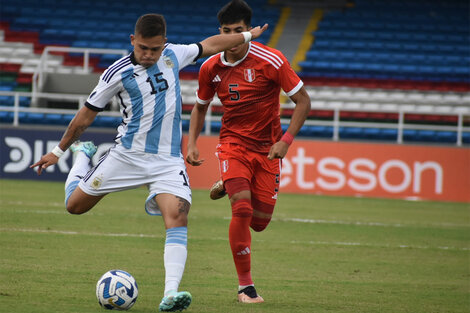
[[179, 170, 189, 186], [147, 72, 169, 95], [228, 84, 240, 101]]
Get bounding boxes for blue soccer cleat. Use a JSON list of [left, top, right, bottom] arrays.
[[69, 141, 97, 159], [159, 290, 192, 312]]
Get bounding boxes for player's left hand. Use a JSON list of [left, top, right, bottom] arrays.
[[267, 141, 289, 160], [250, 24, 269, 40]]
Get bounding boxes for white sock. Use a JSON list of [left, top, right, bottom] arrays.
[[164, 227, 188, 296], [65, 152, 91, 204]]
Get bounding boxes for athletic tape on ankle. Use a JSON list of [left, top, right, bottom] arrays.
[[242, 31, 252, 43], [51, 145, 65, 158], [280, 132, 294, 145]]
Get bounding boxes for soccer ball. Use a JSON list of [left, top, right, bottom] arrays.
[[96, 270, 138, 310]]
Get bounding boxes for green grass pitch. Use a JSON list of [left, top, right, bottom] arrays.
[[1, 179, 469, 313]]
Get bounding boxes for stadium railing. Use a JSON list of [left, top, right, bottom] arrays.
[[31, 46, 128, 106], [1, 46, 467, 146], [1, 90, 469, 146]]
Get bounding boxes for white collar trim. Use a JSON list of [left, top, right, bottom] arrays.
[[220, 42, 251, 67]]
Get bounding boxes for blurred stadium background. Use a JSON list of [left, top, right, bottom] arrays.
[[0, 0, 469, 201], [1, 3, 469, 311], [1, 0, 469, 141]]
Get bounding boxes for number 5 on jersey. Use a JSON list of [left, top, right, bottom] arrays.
[[228, 84, 240, 101]]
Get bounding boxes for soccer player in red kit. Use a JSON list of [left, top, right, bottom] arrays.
[[186, 0, 311, 303]]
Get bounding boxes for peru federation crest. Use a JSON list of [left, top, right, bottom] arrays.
[[244, 68, 256, 82]]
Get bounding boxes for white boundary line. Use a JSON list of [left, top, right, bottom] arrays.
[[224, 216, 469, 229], [1, 199, 468, 228], [0, 227, 468, 252], [271, 217, 469, 229]]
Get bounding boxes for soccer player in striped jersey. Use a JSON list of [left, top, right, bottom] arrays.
[[186, 0, 311, 304], [31, 13, 267, 312]]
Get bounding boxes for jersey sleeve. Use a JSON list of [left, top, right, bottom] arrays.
[[196, 59, 216, 105], [166, 43, 202, 70], [85, 70, 123, 111], [277, 55, 303, 97]]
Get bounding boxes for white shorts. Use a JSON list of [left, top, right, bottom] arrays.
[[78, 144, 192, 216]]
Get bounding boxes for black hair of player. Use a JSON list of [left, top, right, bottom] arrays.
[[135, 14, 166, 38], [217, 0, 252, 27]]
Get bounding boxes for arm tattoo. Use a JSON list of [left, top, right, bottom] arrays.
[[62, 124, 88, 149]]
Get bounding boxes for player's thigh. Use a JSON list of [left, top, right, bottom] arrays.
[[146, 155, 192, 217], [252, 157, 281, 206], [79, 145, 148, 195], [216, 143, 253, 183], [66, 186, 105, 214], [156, 193, 190, 229]]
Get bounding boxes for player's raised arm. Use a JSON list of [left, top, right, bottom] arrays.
[[199, 23, 268, 57]]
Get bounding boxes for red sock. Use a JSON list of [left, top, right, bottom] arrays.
[[229, 199, 253, 286]]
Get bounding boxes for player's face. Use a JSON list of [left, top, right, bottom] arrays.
[[131, 34, 166, 68], [219, 21, 250, 57]]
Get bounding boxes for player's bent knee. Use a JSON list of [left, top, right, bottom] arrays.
[[65, 198, 94, 214], [250, 218, 270, 232], [231, 199, 252, 217], [65, 202, 87, 215], [65, 192, 100, 215], [250, 199, 275, 232]]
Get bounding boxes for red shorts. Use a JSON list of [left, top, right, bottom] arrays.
[[215, 143, 281, 205]]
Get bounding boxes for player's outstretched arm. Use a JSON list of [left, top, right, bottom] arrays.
[[199, 24, 268, 57], [30, 106, 98, 175], [186, 103, 209, 166], [268, 86, 311, 160]]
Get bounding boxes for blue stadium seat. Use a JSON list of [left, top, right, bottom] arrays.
[[462, 132, 470, 144], [0, 111, 13, 123], [0, 96, 14, 106], [304, 125, 334, 138], [340, 127, 363, 139], [301, 0, 469, 83], [436, 131, 457, 143], [62, 114, 74, 124], [44, 114, 63, 125], [0, 85, 14, 91], [92, 116, 121, 128], [211, 121, 222, 133], [362, 128, 381, 139], [19, 97, 31, 107], [380, 129, 397, 140], [417, 130, 437, 142], [20, 112, 45, 124], [182, 119, 189, 132]]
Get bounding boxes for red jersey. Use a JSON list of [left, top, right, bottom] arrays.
[[196, 41, 303, 153]]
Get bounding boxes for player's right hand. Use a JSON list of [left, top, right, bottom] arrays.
[[30, 153, 59, 175], [186, 146, 205, 166]]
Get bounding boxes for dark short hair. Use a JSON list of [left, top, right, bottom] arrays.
[[217, 0, 252, 26], [134, 14, 166, 38]]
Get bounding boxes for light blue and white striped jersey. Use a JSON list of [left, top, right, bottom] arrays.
[[86, 43, 201, 157]]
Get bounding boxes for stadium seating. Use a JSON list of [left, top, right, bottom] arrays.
[[299, 0, 470, 86], [292, 0, 469, 144], [0, 0, 469, 145], [1, 0, 278, 71]]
